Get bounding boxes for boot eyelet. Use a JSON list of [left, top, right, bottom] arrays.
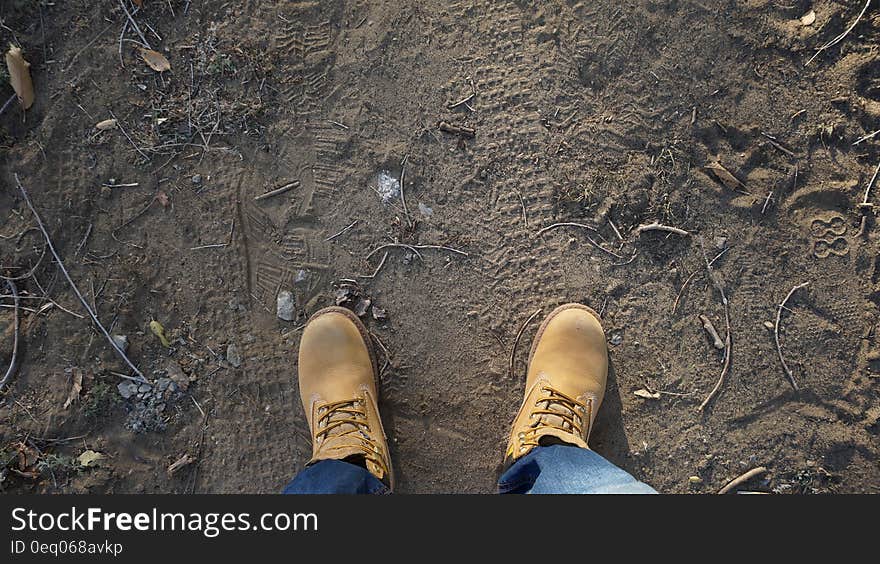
[[518, 432, 525, 439]]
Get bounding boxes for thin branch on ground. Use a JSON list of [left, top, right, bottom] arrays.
[[107, 109, 150, 161], [860, 161, 880, 207], [0, 244, 47, 282], [537, 222, 600, 236], [399, 155, 413, 229], [537, 222, 623, 259], [718, 466, 768, 494], [324, 220, 358, 242], [190, 219, 234, 250], [634, 221, 690, 237], [805, 0, 871, 66], [357, 251, 389, 279], [254, 181, 299, 202], [365, 243, 467, 262], [411, 244, 469, 257], [14, 174, 147, 383], [366, 243, 423, 262], [697, 238, 731, 412], [117, 0, 151, 49], [853, 129, 880, 146], [672, 247, 729, 314], [774, 282, 810, 391], [0, 93, 17, 118], [509, 308, 542, 379], [0, 280, 20, 393]]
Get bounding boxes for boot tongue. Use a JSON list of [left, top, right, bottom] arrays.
[[534, 427, 588, 449]]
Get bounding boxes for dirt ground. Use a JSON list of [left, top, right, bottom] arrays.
[[1, 0, 879, 494]]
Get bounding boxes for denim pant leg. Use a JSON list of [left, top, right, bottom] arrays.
[[282, 459, 390, 494], [498, 444, 657, 494]]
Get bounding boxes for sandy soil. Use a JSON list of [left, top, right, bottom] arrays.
[[1, 0, 879, 494]]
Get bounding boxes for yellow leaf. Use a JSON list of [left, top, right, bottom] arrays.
[[704, 158, 747, 191], [79, 450, 105, 467], [800, 10, 816, 26], [5, 44, 34, 110], [634, 388, 661, 400], [150, 320, 171, 347], [139, 48, 171, 72], [95, 118, 117, 130]]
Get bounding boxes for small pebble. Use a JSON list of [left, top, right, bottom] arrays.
[[191, 174, 202, 184], [138, 384, 152, 393], [227, 343, 242, 368], [609, 333, 623, 346], [277, 290, 296, 321], [117, 381, 138, 399]]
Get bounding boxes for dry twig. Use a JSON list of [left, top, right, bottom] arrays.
[[509, 309, 542, 379], [634, 222, 690, 237], [0, 280, 20, 393], [718, 466, 768, 494], [537, 222, 624, 259], [399, 155, 413, 229], [117, 0, 151, 49], [698, 238, 731, 412], [324, 220, 358, 242], [860, 161, 880, 208], [698, 314, 725, 350], [254, 181, 299, 202], [774, 282, 810, 390], [14, 174, 147, 382], [805, 0, 871, 66], [366, 243, 423, 262], [672, 248, 729, 314], [853, 130, 880, 146], [357, 251, 389, 279]]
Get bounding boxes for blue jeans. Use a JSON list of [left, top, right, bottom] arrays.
[[283, 445, 656, 494]]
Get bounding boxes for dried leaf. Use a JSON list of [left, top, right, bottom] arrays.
[[63, 369, 83, 409], [95, 118, 117, 130], [157, 190, 170, 208], [139, 48, 171, 72], [800, 10, 816, 26], [11, 441, 41, 479], [78, 450, 105, 467], [634, 388, 661, 400], [704, 159, 747, 191], [150, 320, 171, 347], [5, 44, 35, 110], [132, 0, 144, 6]]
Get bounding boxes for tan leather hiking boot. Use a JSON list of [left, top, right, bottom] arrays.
[[298, 306, 394, 488], [504, 303, 608, 467]]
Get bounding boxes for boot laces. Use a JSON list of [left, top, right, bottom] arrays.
[[315, 399, 387, 472], [521, 386, 588, 448]]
